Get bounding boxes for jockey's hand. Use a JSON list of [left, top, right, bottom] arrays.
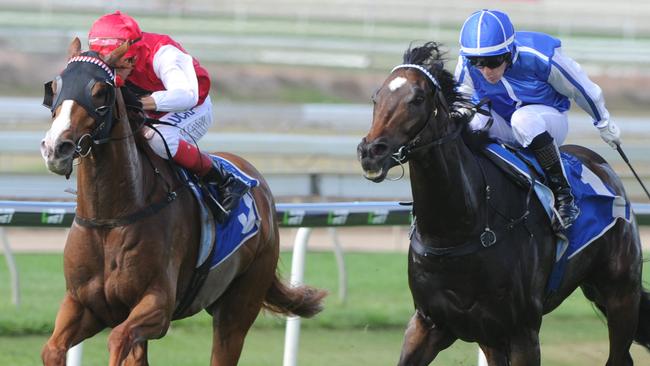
[[120, 87, 142, 109], [139, 96, 157, 111], [598, 121, 621, 149]]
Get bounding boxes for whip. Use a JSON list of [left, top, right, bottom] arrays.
[[616, 144, 650, 201]]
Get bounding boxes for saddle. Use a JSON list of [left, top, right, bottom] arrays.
[[466, 142, 629, 292], [173, 156, 260, 316]]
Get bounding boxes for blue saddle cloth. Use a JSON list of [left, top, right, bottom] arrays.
[[178, 155, 260, 270], [484, 143, 630, 291]]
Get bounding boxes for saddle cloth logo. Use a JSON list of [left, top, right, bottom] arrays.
[[179, 155, 261, 270], [485, 143, 630, 260]]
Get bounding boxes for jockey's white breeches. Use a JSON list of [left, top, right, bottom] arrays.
[[143, 96, 214, 159], [469, 104, 569, 148]]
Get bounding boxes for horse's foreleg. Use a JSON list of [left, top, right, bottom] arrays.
[[397, 311, 456, 366], [508, 329, 541, 366], [123, 341, 149, 366], [42, 292, 104, 366], [479, 344, 509, 366], [107, 292, 171, 366]]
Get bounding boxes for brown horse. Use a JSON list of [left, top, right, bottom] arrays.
[[358, 42, 650, 365], [39, 38, 326, 366]]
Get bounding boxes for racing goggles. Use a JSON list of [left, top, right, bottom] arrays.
[[88, 37, 141, 58], [467, 53, 510, 69]]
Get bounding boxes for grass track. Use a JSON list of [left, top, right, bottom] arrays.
[[1, 251, 650, 365]]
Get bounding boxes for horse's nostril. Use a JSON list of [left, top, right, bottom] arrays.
[[370, 143, 389, 157], [40, 140, 50, 158], [56, 141, 76, 158], [357, 143, 367, 160]]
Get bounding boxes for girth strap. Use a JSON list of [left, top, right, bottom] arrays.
[[409, 221, 528, 258], [410, 225, 500, 258]]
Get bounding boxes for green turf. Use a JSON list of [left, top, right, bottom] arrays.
[[1, 251, 650, 365]]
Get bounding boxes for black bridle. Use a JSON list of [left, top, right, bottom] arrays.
[[43, 53, 118, 153], [386, 65, 530, 257], [384, 64, 464, 165], [42, 52, 184, 228], [388, 64, 491, 164]]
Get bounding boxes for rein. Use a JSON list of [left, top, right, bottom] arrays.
[[388, 64, 493, 166], [388, 64, 457, 165], [73, 104, 148, 158], [73, 118, 186, 229], [387, 64, 529, 257], [58, 56, 186, 229], [392, 123, 463, 164], [44, 54, 149, 158], [74, 189, 184, 229], [391, 64, 493, 164], [391, 97, 491, 167]]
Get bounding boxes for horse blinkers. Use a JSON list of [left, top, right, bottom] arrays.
[[43, 59, 117, 152]]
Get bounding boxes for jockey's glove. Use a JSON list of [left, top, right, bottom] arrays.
[[120, 86, 143, 109], [598, 121, 621, 149]]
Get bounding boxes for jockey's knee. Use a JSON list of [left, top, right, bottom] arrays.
[[144, 129, 179, 159], [511, 109, 547, 148]]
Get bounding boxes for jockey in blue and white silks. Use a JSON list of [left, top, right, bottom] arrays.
[[454, 9, 622, 230]]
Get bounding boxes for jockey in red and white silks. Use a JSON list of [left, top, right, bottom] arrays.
[[122, 31, 213, 163], [88, 11, 249, 217], [454, 9, 622, 230]]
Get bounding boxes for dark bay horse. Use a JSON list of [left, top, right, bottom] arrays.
[[39, 38, 326, 366], [358, 42, 650, 365]]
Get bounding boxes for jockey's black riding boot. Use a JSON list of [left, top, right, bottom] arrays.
[[530, 132, 580, 230], [203, 159, 250, 216]]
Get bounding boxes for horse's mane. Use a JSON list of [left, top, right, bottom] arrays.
[[402, 42, 490, 150]]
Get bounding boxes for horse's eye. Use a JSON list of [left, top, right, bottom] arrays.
[[92, 84, 111, 106], [410, 95, 425, 106], [94, 87, 107, 98]]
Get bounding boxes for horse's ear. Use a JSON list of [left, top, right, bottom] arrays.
[[67, 37, 81, 60], [103, 42, 130, 67]]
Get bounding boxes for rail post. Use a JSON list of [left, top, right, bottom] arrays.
[[282, 227, 312, 366], [0, 227, 20, 306], [327, 228, 347, 303], [479, 348, 488, 366], [67, 343, 83, 366]]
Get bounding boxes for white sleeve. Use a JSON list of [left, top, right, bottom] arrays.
[[548, 48, 610, 127], [150, 45, 200, 112], [454, 55, 475, 98]]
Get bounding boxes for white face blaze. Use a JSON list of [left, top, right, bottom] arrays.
[[388, 76, 407, 92], [41, 100, 74, 161]]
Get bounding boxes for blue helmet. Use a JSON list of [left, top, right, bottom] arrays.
[[459, 9, 515, 57]]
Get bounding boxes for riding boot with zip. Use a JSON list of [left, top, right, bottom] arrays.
[[530, 132, 580, 230], [174, 139, 249, 221], [202, 159, 251, 215]]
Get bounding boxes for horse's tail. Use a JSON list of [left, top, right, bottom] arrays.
[[263, 273, 327, 318], [635, 290, 650, 349]]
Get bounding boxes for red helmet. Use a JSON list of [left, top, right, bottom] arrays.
[[88, 11, 142, 58]]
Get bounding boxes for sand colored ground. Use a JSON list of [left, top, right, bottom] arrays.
[[2, 226, 650, 254]]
